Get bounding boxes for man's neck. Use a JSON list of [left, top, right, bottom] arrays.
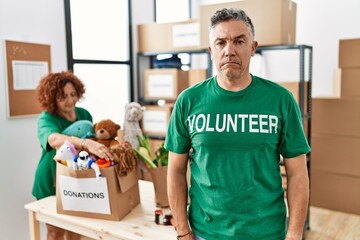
[[217, 73, 252, 92]]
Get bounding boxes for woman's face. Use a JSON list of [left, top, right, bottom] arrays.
[[56, 82, 79, 114]]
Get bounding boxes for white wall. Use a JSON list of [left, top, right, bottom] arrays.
[[0, 0, 67, 239], [0, 0, 359, 239]]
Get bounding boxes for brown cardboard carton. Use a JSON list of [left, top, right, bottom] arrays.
[[56, 162, 140, 220], [312, 98, 360, 137], [199, 0, 296, 48], [144, 69, 189, 100], [189, 69, 207, 86], [138, 22, 172, 52], [141, 105, 173, 136], [138, 20, 202, 52], [312, 134, 360, 177], [311, 170, 360, 215], [339, 38, 360, 68], [340, 68, 360, 98]]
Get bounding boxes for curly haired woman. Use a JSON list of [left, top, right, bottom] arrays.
[[32, 71, 115, 240]]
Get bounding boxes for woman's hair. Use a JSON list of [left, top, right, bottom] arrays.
[[36, 71, 85, 114], [209, 8, 255, 38]]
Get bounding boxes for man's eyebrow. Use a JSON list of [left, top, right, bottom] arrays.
[[234, 34, 246, 39], [214, 34, 247, 41]]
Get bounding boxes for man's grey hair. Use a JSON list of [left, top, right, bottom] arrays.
[[209, 8, 255, 38]]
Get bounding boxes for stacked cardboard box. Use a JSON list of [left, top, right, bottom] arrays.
[[199, 0, 297, 48], [311, 38, 360, 215], [138, 0, 297, 52]]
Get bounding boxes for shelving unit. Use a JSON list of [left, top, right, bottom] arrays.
[[135, 44, 313, 235], [256, 44, 313, 235], [136, 49, 212, 105]]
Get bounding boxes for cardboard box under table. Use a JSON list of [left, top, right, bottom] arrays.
[[56, 162, 140, 220]]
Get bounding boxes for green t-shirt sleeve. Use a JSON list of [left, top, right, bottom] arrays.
[[165, 93, 191, 154], [278, 93, 311, 158], [38, 112, 61, 151]]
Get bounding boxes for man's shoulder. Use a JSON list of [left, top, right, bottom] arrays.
[[253, 75, 292, 95], [181, 76, 214, 95]]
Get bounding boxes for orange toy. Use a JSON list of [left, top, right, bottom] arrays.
[[96, 158, 111, 168]]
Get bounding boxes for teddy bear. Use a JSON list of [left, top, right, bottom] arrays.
[[93, 119, 121, 148], [123, 102, 145, 149]]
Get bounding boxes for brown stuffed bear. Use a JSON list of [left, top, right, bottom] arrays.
[[93, 119, 121, 148]]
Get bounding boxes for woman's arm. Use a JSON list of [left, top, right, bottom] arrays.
[[48, 133, 115, 161]]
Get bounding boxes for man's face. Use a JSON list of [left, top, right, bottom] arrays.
[[208, 20, 257, 81]]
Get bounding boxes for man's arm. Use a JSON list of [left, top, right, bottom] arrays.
[[167, 151, 193, 239], [284, 154, 309, 240]]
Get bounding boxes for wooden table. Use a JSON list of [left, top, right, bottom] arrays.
[[24, 180, 176, 240]]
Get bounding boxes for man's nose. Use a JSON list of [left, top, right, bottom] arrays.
[[224, 43, 236, 57]]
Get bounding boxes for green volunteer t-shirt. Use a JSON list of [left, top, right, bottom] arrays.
[[32, 107, 92, 200], [165, 75, 310, 240]]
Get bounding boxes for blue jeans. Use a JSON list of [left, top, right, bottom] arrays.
[[193, 232, 206, 240]]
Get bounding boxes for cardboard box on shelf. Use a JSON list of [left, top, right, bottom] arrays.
[[189, 69, 208, 86], [138, 22, 171, 53], [312, 134, 360, 177], [340, 68, 360, 98], [312, 98, 360, 137], [311, 169, 360, 215], [138, 20, 202, 53], [56, 162, 140, 221], [141, 105, 173, 136], [339, 38, 360, 68], [199, 0, 297, 48], [144, 68, 189, 101]]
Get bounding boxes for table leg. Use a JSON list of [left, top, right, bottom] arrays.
[[28, 211, 41, 240]]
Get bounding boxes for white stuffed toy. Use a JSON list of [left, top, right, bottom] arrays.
[[123, 102, 145, 149], [74, 151, 102, 180], [54, 141, 77, 169]]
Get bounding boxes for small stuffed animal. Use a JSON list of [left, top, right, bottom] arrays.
[[93, 119, 121, 148], [62, 120, 96, 139], [110, 141, 137, 176], [54, 141, 77, 169], [123, 102, 144, 149], [74, 151, 102, 179]]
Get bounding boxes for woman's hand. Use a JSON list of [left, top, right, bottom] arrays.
[[83, 139, 115, 161]]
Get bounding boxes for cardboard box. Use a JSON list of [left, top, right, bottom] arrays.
[[144, 69, 189, 100], [340, 68, 360, 98], [199, 0, 296, 48], [313, 98, 360, 137], [141, 105, 173, 136], [339, 38, 360, 68], [138, 20, 202, 52], [56, 162, 140, 220], [311, 169, 360, 215], [189, 69, 207, 86], [312, 134, 360, 177]]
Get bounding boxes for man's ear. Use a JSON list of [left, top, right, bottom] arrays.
[[208, 46, 213, 59], [251, 41, 258, 56]]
